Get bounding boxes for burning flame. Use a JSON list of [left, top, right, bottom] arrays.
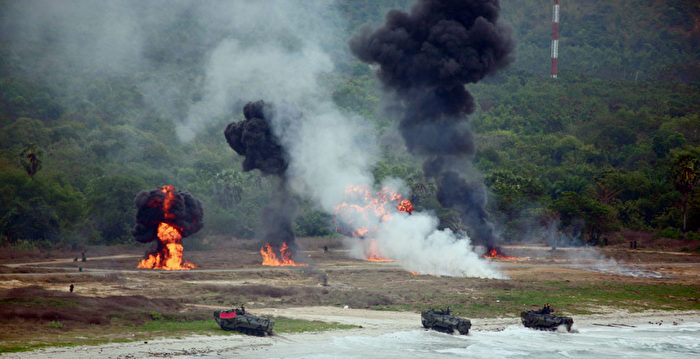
[[334, 185, 413, 261], [137, 222, 198, 270], [137, 185, 198, 270], [260, 242, 308, 266], [482, 246, 519, 260], [364, 239, 394, 262]]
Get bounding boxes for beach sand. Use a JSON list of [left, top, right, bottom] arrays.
[[4, 307, 698, 359]]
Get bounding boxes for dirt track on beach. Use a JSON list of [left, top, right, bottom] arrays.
[[1, 238, 699, 356]]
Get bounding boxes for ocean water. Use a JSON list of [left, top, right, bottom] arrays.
[[205, 323, 700, 359]]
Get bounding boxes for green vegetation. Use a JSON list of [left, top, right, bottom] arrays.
[[274, 317, 357, 333], [0, 317, 356, 354], [0, 296, 74, 308], [0, 286, 357, 353], [135, 316, 355, 335], [0, 1, 698, 247], [374, 282, 700, 318]]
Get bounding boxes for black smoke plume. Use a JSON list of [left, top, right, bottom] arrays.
[[132, 185, 204, 243], [350, 0, 514, 246], [224, 100, 288, 176], [224, 100, 301, 256]]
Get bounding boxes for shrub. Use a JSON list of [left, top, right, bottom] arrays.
[[655, 227, 682, 239]]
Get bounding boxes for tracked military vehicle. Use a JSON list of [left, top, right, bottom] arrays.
[[421, 308, 471, 335], [214, 307, 275, 336], [521, 305, 573, 332]]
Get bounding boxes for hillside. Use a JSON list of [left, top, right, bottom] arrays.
[[0, 0, 698, 250]]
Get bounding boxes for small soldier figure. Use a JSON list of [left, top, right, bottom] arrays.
[[69, 284, 74, 293]]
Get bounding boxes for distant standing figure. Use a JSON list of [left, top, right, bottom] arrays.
[[323, 245, 328, 253], [69, 284, 74, 293], [81, 252, 86, 262], [538, 303, 552, 314]]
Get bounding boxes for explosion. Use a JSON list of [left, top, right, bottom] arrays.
[[132, 185, 203, 270], [334, 184, 413, 261]]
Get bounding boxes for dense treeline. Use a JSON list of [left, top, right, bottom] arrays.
[[0, 0, 698, 249]]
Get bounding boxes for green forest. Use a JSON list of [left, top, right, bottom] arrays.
[[0, 0, 698, 250]]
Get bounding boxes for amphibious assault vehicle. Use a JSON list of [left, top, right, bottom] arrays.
[[421, 308, 471, 335], [214, 307, 275, 336], [520, 305, 573, 332]]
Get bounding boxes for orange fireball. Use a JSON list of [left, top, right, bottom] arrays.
[[137, 222, 198, 270], [136, 185, 198, 270]]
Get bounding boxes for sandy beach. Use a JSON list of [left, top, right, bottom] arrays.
[[3, 307, 698, 359]]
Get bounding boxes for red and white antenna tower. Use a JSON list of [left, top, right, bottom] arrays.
[[551, 0, 559, 78]]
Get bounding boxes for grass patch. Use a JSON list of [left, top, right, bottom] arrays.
[[136, 316, 356, 335], [0, 337, 133, 353], [0, 296, 74, 308], [372, 282, 700, 318], [273, 317, 357, 333], [0, 316, 357, 354]]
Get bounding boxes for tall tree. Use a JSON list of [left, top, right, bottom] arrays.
[[672, 150, 700, 240]]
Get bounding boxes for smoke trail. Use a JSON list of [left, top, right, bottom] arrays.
[[224, 100, 301, 255], [350, 0, 514, 247]]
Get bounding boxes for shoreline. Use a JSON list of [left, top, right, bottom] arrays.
[[4, 308, 699, 358]]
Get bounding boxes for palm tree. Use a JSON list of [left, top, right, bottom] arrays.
[[672, 152, 699, 240], [19, 144, 43, 179]]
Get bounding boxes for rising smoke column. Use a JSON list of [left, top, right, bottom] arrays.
[[350, 0, 514, 247], [224, 100, 301, 256], [132, 185, 203, 270]]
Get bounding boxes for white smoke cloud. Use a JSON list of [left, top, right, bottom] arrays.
[[564, 247, 664, 278], [13, 1, 144, 70], [283, 104, 378, 211], [377, 212, 505, 278], [177, 38, 335, 141]]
